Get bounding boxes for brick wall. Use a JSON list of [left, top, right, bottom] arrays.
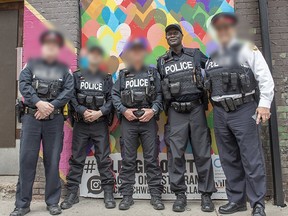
[[26, 0, 288, 202]]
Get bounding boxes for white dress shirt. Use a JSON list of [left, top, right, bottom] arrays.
[[211, 38, 274, 108]]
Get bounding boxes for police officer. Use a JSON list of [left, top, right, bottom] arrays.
[[60, 44, 115, 210], [205, 13, 274, 216], [157, 24, 217, 212], [112, 38, 164, 211], [10, 30, 74, 216]]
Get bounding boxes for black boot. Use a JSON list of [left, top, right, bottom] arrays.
[[201, 193, 214, 212], [172, 193, 187, 212], [10, 207, 30, 216], [219, 202, 247, 214], [150, 195, 165, 210], [119, 195, 134, 210], [252, 204, 266, 216], [104, 191, 116, 209], [60, 193, 79, 210], [46, 204, 62, 215]]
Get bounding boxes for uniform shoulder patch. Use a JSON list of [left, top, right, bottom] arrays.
[[246, 41, 258, 51]]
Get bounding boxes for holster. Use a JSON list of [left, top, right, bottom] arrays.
[[15, 99, 24, 123]]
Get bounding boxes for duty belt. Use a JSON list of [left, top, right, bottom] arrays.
[[24, 107, 62, 120], [213, 94, 255, 112], [171, 99, 202, 113]]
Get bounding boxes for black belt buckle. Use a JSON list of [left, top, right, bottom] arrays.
[[225, 98, 236, 111]]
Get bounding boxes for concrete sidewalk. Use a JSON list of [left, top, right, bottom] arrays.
[[0, 198, 287, 216]]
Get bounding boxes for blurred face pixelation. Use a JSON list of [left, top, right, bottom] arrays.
[[214, 23, 236, 46], [166, 29, 183, 47], [41, 40, 61, 61], [127, 46, 147, 66], [87, 50, 103, 67]]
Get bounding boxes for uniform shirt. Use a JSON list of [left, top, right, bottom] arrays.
[[19, 58, 74, 109], [112, 66, 163, 115], [210, 38, 274, 108], [70, 69, 113, 116]]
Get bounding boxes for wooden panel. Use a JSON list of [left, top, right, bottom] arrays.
[[0, 10, 18, 148]]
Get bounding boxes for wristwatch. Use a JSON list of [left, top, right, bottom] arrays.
[[152, 108, 158, 116]]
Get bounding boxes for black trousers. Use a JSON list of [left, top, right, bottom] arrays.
[[119, 117, 163, 196], [214, 101, 266, 208], [164, 104, 217, 195], [15, 114, 64, 208], [66, 120, 115, 193]]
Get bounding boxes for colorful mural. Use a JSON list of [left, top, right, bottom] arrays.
[[80, 0, 234, 155]]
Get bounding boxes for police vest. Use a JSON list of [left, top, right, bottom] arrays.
[[120, 67, 156, 108], [31, 61, 65, 101], [205, 44, 257, 97], [74, 70, 109, 110], [158, 48, 203, 102]]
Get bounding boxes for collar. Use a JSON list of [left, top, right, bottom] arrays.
[[169, 46, 184, 57]]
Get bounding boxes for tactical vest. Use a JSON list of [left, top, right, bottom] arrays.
[[31, 61, 64, 101], [205, 44, 257, 97], [120, 67, 156, 108], [159, 48, 203, 102], [74, 70, 109, 110]]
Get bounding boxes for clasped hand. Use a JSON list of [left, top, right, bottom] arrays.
[[123, 108, 154, 122], [35, 101, 54, 120]]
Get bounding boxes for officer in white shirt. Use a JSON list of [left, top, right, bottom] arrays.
[[205, 12, 274, 216]]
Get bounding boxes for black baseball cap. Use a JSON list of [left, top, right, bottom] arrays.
[[165, 24, 183, 34], [39, 30, 64, 47], [211, 12, 238, 26]]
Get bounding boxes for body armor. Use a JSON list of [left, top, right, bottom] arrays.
[[31, 61, 65, 101], [205, 43, 257, 98], [119, 67, 156, 108], [74, 70, 110, 110], [158, 48, 203, 102]]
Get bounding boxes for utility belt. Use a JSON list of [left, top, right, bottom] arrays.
[[24, 107, 62, 120], [72, 111, 106, 124], [213, 94, 255, 112], [171, 99, 202, 113]]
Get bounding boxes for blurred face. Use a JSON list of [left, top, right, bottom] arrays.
[[126, 46, 147, 66], [87, 50, 103, 67], [214, 23, 236, 46], [41, 41, 61, 61], [166, 29, 183, 47]]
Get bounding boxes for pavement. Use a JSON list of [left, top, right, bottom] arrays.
[[0, 198, 287, 216]]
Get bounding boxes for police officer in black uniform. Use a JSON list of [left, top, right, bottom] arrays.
[[205, 13, 274, 216], [60, 44, 115, 210], [112, 38, 164, 211], [157, 24, 217, 213], [11, 30, 74, 216]]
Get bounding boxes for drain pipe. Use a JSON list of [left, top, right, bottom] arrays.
[[258, 0, 286, 207]]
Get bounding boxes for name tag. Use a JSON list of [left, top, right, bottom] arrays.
[[80, 81, 103, 91], [125, 78, 148, 88], [165, 61, 193, 74]]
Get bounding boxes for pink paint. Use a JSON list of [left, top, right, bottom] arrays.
[[23, 6, 78, 178]]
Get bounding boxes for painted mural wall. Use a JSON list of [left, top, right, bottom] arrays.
[[79, 0, 234, 199]]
